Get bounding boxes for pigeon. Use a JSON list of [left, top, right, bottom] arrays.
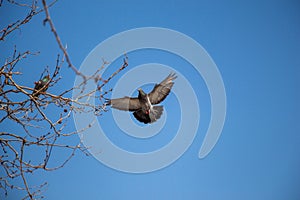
[[106, 73, 177, 124], [32, 75, 50, 97]]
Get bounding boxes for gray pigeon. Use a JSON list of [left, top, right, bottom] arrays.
[[106, 73, 177, 124]]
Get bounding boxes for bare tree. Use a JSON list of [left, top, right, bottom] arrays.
[[0, 0, 128, 199]]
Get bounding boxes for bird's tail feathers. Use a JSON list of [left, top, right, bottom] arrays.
[[149, 106, 163, 123]]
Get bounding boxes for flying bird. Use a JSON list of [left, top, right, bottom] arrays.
[[106, 73, 177, 124], [32, 75, 50, 97]]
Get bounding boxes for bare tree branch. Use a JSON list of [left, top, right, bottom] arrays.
[[0, 0, 129, 199], [41, 0, 85, 79]]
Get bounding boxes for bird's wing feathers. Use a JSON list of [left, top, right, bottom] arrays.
[[149, 73, 177, 105], [108, 97, 141, 111]]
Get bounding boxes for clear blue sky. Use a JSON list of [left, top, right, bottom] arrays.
[[1, 0, 300, 199]]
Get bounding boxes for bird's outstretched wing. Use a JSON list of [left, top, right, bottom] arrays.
[[149, 73, 177, 105], [106, 97, 141, 111]]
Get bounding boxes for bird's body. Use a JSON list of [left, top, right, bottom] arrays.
[[106, 73, 177, 124], [32, 75, 50, 97]]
